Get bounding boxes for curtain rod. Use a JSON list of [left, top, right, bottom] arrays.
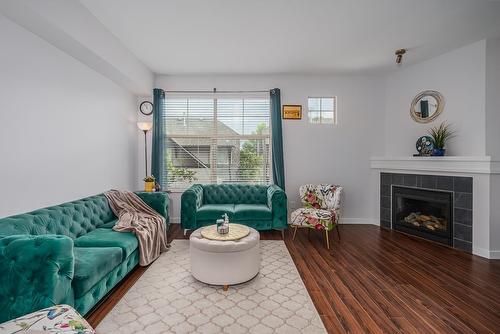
[[164, 89, 269, 94]]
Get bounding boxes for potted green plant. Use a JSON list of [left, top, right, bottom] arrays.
[[428, 122, 455, 156], [143, 175, 156, 192]]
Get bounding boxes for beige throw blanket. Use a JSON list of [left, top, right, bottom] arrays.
[[104, 190, 169, 266]]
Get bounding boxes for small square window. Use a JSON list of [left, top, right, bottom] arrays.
[[308, 97, 337, 124]]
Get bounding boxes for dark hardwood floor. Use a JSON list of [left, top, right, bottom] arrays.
[[86, 224, 500, 333]]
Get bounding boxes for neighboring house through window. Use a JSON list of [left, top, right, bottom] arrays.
[[308, 97, 337, 124], [164, 95, 271, 191]]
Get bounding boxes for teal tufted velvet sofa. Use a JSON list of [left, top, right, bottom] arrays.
[[181, 184, 287, 231], [0, 191, 168, 323]]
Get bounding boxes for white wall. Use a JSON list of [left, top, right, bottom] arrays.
[[0, 0, 153, 95], [0, 14, 138, 217], [137, 95, 153, 187], [380, 38, 500, 258], [485, 37, 500, 160], [384, 40, 487, 156], [152, 74, 385, 224], [485, 37, 500, 254]]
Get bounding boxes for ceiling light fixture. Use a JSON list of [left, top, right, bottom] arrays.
[[395, 48, 407, 65]]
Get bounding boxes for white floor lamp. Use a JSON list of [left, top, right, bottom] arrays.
[[137, 122, 153, 178]]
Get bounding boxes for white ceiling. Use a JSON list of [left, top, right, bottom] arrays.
[[81, 0, 500, 75]]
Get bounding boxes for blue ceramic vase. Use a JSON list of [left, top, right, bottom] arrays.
[[432, 148, 446, 156]]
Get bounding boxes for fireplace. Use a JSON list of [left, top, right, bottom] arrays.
[[392, 186, 453, 246], [380, 173, 473, 252]]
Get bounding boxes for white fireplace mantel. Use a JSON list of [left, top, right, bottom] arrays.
[[370, 156, 499, 175]]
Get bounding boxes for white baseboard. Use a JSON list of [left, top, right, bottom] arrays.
[[488, 250, 500, 259], [470, 246, 500, 259], [473, 246, 490, 259], [339, 218, 379, 225]]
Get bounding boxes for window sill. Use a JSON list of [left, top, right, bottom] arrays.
[[166, 189, 187, 194]]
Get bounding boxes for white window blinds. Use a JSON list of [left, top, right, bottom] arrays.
[[163, 94, 271, 191]]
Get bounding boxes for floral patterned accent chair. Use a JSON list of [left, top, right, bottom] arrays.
[[290, 184, 343, 249]]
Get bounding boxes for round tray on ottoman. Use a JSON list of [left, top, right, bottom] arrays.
[[200, 223, 250, 241], [189, 226, 260, 289]]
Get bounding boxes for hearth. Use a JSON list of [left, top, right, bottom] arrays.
[[392, 186, 453, 246]]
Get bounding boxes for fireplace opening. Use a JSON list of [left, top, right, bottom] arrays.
[[392, 186, 453, 246]]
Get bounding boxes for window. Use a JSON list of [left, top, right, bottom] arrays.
[[163, 95, 271, 191], [308, 97, 337, 124]]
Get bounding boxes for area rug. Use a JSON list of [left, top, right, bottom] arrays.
[[97, 240, 326, 334]]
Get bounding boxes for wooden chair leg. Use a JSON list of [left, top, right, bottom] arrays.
[[325, 229, 330, 250], [336, 224, 341, 240], [281, 229, 285, 240], [292, 226, 298, 240]]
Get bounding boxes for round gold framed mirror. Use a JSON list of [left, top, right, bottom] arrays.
[[410, 90, 445, 123]]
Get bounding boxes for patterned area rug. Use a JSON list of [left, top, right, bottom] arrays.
[[97, 240, 326, 334]]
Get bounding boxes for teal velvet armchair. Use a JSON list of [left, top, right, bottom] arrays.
[[0, 191, 169, 323], [181, 184, 287, 232]]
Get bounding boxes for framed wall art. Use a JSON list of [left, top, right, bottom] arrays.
[[282, 105, 302, 119]]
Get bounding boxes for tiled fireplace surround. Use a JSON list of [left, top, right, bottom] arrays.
[[380, 173, 473, 253]]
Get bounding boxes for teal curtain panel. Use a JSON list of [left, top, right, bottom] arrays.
[[151, 88, 166, 189], [270, 88, 285, 191]]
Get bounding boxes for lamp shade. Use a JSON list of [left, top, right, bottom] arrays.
[[137, 122, 153, 131]]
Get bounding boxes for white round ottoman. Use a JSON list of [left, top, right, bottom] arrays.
[[190, 226, 260, 289]]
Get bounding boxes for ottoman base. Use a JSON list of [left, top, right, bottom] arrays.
[[190, 242, 260, 286], [189, 226, 261, 286]]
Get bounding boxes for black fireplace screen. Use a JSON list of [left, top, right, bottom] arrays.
[[392, 186, 453, 245]]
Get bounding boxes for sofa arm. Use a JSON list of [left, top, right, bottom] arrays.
[[135, 191, 169, 224], [0, 235, 74, 323], [181, 184, 204, 229], [267, 185, 288, 229]]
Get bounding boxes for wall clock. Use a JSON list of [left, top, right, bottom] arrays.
[[139, 101, 154, 116]]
